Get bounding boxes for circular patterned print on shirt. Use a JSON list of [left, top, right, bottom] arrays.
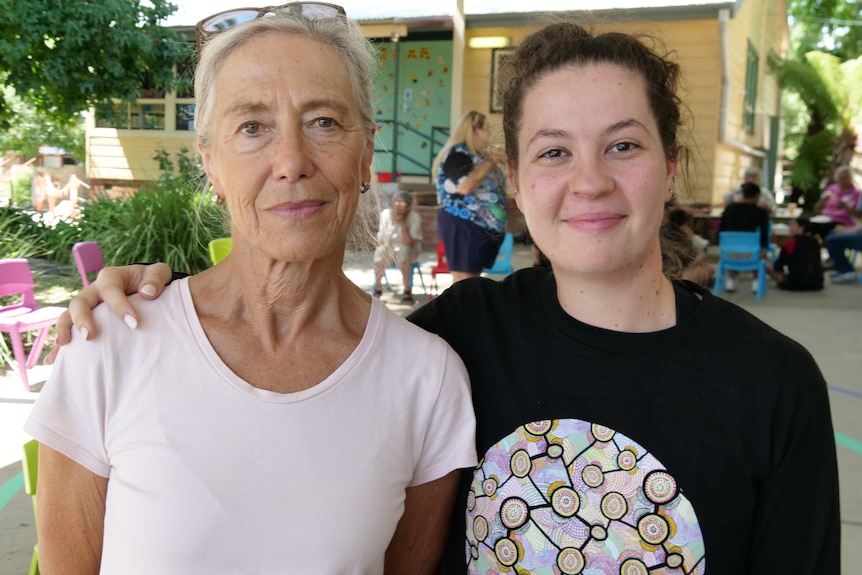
[[465, 418, 706, 574]]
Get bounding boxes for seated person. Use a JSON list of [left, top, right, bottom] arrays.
[[663, 207, 714, 287], [373, 191, 422, 303], [719, 182, 770, 291], [668, 207, 709, 253], [824, 222, 862, 284], [765, 217, 824, 291], [724, 166, 776, 215], [814, 165, 860, 228]]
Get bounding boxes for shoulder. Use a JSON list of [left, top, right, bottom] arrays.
[[409, 268, 546, 337], [377, 300, 457, 353], [443, 145, 474, 166]]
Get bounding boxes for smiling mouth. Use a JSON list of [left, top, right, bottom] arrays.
[[268, 200, 327, 219], [564, 213, 625, 231]]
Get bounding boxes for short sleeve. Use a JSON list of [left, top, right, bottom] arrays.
[[23, 324, 111, 477], [442, 149, 475, 185], [409, 345, 476, 486]]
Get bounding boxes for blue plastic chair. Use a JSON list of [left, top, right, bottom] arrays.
[[713, 231, 767, 301], [763, 222, 778, 265], [382, 261, 427, 293], [483, 232, 515, 276]]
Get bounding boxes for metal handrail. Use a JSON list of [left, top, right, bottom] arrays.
[[375, 119, 449, 178]]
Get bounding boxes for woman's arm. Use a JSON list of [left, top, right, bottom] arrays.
[[384, 470, 460, 575], [455, 158, 497, 195], [37, 444, 108, 575]]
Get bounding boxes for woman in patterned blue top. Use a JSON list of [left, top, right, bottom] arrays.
[[432, 110, 508, 282]]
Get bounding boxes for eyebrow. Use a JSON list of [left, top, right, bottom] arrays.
[[222, 98, 353, 119], [223, 100, 270, 119], [604, 118, 648, 136], [526, 118, 649, 147]]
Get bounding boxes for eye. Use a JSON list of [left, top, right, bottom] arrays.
[[539, 148, 566, 159], [610, 141, 638, 153], [314, 117, 335, 128], [242, 122, 260, 135]]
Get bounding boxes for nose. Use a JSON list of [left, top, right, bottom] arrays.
[[270, 124, 314, 182], [568, 153, 613, 199]]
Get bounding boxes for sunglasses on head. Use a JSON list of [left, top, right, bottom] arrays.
[[195, 2, 346, 52]]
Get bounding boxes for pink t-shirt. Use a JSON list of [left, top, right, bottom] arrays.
[[820, 183, 860, 226], [26, 280, 477, 574]]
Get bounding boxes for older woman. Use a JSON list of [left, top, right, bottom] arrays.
[[26, 5, 475, 574], [52, 19, 839, 575], [373, 191, 422, 302]]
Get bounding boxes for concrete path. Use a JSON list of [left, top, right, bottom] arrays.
[[1, 244, 859, 572]]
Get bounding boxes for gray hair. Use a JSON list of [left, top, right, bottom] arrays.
[[194, 11, 377, 148], [743, 166, 762, 181], [393, 191, 414, 206], [193, 9, 381, 252]]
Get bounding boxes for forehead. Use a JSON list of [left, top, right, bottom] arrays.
[[526, 63, 648, 114], [213, 32, 355, 108]]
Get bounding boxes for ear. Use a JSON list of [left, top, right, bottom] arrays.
[[507, 159, 524, 213], [665, 148, 679, 202], [197, 139, 222, 195], [361, 123, 376, 185]]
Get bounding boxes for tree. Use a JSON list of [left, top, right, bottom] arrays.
[[0, 0, 186, 128], [769, 51, 862, 205], [788, 0, 862, 62], [0, 86, 84, 160]]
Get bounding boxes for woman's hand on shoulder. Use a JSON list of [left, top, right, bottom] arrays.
[[47, 263, 174, 363]]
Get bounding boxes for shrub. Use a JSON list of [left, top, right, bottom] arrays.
[[11, 170, 33, 206], [75, 147, 226, 274]]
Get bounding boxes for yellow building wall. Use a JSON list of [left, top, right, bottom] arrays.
[[87, 130, 195, 183], [714, 0, 788, 203]]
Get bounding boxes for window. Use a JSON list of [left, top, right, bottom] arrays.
[[96, 102, 165, 130], [743, 41, 759, 133], [176, 102, 196, 131]]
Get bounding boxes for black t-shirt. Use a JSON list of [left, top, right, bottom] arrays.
[[408, 268, 839, 574], [719, 202, 770, 247]]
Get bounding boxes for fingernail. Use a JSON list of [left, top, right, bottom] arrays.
[[124, 314, 138, 330], [141, 284, 156, 297], [80, 326, 89, 340]]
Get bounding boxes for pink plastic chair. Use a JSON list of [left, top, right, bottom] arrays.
[[0, 259, 66, 391], [72, 241, 104, 287]]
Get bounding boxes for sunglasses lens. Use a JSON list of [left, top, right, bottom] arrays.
[[200, 10, 262, 33]]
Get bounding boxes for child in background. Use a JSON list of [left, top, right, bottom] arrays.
[[766, 217, 824, 291]]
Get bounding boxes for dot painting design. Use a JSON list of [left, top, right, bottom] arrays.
[[466, 419, 706, 574]]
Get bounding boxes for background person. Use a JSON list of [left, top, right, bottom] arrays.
[[723, 165, 776, 214], [718, 181, 770, 291], [373, 190, 422, 302], [765, 216, 824, 290], [432, 110, 508, 283], [26, 6, 475, 574], [663, 206, 714, 286], [814, 164, 860, 227], [50, 19, 840, 575], [825, 220, 862, 284]]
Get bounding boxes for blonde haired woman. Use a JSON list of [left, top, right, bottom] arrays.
[[432, 110, 508, 282]]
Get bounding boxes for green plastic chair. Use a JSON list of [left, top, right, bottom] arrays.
[[22, 439, 40, 575], [208, 237, 233, 266]]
